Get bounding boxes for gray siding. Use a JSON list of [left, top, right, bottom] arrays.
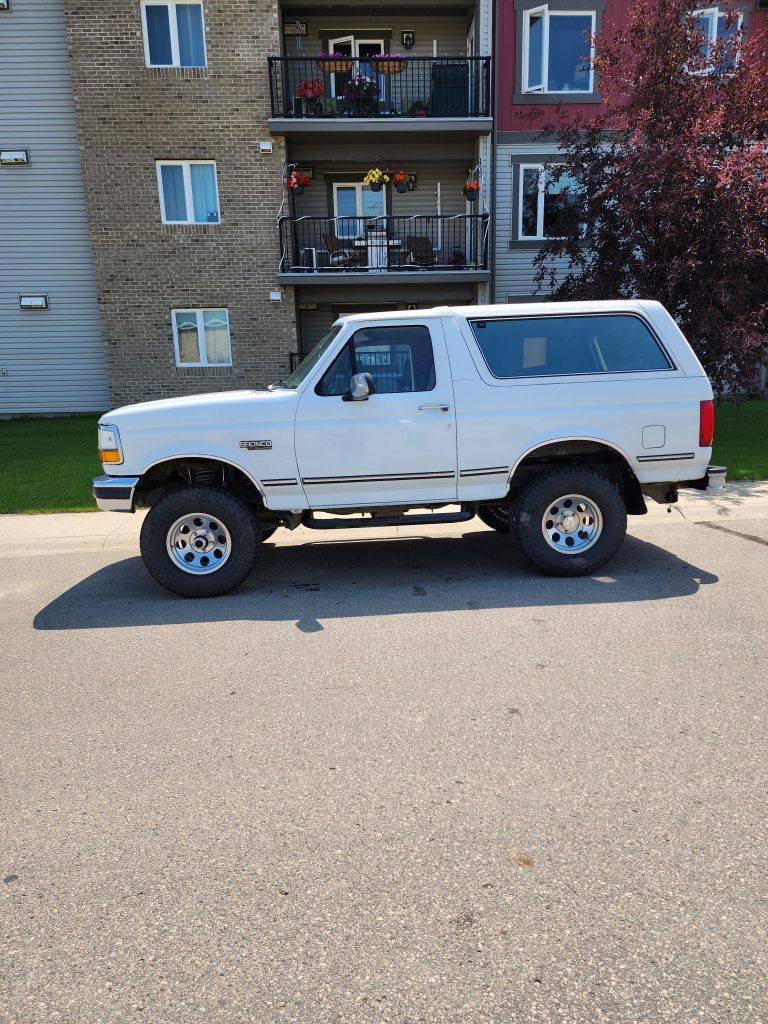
[[494, 142, 571, 301], [280, 14, 474, 60], [0, 0, 108, 414], [291, 163, 470, 219]]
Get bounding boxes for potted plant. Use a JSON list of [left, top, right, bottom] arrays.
[[345, 74, 379, 116], [408, 100, 429, 118], [286, 171, 311, 195], [316, 51, 354, 74], [363, 168, 390, 192], [392, 170, 415, 194], [369, 52, 406, 74], [296, 77, 324, 116], [463, 178, 480, 201]]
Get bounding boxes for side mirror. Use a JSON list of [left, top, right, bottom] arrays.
[[343, 372, 375, 401]]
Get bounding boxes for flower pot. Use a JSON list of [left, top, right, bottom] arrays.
[[463, 189, 479, 202], [317, 58, 353, 73], [415, 110, 427, 118], [395, 181, 408, 193], [370, 59, 406, 74], [369, 182, 383, 192], [293, 185, 304, 195]]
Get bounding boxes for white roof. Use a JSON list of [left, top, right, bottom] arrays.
[[336, 299, 655, 325]]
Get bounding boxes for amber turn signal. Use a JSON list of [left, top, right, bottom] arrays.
[[99, 449, 123, 463]]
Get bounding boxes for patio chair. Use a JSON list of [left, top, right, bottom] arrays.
[[405, 235, 437, 268], [322, 230, 365, 269]]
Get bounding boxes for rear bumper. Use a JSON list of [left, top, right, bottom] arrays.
[[679, 465, 728, 494], [92, 474, 141, 512]]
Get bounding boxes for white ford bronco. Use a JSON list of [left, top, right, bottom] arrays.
[[93, 301, 725, 597]]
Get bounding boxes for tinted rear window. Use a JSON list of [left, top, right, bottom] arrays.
[[468, 314, 673, 378]]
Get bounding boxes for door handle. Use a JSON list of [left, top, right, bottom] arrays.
[[418, 403, 451, 412]]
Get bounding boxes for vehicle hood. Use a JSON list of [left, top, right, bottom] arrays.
[[102, 388, 299, 429]]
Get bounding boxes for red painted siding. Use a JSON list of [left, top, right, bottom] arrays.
[[497, 1, 768, 133]]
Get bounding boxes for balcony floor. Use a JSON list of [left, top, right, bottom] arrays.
[[268, 116, 493, 139], [277, 269, 491, 285]]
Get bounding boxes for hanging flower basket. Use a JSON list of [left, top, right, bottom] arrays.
[[286, 171, 311, 194], [316, 53, 354, 73], [463, 179, 480, 202], [392, 170, 415, 194], [369, 55, 406, 74], [363, 168, 390, 191]]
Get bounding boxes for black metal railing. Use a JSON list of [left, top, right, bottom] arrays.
[[278, 214, 490, 274], [267, 55, 491, 119]]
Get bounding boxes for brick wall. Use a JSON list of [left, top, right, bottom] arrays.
[[63, 1, 297, 408]]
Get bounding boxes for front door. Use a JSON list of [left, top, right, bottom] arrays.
[[295, 321, 457, 507]]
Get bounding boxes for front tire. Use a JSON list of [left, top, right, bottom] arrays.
[[140, 486, 259, 597], [511, 468, 627, 577]]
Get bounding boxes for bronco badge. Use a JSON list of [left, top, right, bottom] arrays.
[[239, 440, 272, 451]]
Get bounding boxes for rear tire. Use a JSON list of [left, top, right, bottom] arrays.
[[511, 467, 627, 577], [140, 486, 259, 597], [476, 504, 510, 533]]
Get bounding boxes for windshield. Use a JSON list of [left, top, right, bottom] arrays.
[[280, 324, 344, 389]]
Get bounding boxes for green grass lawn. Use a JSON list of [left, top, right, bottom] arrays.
[[0, 401, 766, 515], [0, 415, 102, 514], [712, 399, 768, 481]]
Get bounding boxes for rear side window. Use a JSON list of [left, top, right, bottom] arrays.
[[468, 314, 673, 378]]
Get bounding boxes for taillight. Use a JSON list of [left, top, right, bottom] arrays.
[[699, 400, 714, 447]]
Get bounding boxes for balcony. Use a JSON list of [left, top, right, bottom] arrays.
[[267, 56, 492, 136], [277, 214, 490, 285]]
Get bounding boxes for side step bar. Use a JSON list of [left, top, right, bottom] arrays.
[[302, 510, 475, 531]]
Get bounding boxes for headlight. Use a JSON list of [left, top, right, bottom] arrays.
[[98, 423, 123, 465]]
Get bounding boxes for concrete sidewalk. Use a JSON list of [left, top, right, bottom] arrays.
[[1, 480, 766, 558]]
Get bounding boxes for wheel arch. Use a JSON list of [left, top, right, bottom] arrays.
[[509, 437, 646, 515], [134, 455, 267, 508]]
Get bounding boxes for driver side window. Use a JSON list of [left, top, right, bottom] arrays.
[[315, 325, 436, 396]]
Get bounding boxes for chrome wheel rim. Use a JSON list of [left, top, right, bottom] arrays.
[[166, 513, 232, 575], [541, 493, 602, 555]]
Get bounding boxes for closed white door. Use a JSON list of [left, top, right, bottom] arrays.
[[295, 322, 457, 507]]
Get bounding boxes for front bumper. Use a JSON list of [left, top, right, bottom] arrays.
[[92, 474, 141, 512]]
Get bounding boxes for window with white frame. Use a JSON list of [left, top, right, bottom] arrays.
[[172, 309, 231, 366], [519, 165, 580, 240], [691, 7, 742, 69], [333, 183, 386, 238], [522, 6, 595, 93], [157, 161, 220, 224], [141, 2, 207, 68]]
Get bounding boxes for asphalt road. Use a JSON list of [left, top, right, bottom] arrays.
[[2, 509, 767, 1023]]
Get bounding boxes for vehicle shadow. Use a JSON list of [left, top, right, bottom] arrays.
[[34, 531, 719, 632]]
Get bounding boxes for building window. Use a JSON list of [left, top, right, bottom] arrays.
[[519, 164, 579, 240], [691, 7, 742, 69], [172, 309, 231, 366], [157, 161, 220, 224], [522, 6, 595, 93], [141, 2, 207, 68]]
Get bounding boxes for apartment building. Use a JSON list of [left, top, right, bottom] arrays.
[[63, 0, 297, 409], [269, 0, 493, 356], [52, 0, 493, 409], [493, 0, 768, 304], [0, 0, 109, 414]]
